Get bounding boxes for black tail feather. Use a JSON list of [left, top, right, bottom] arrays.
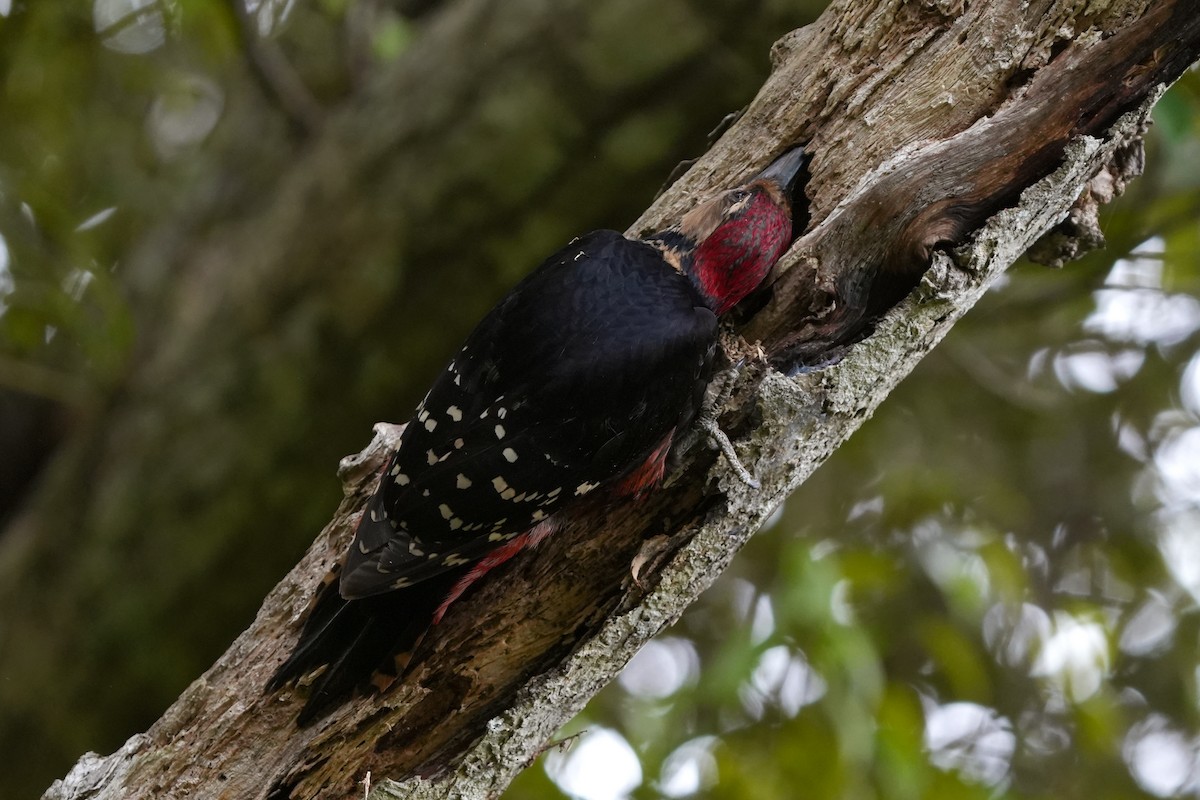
[[267, 570, 465, 725], [266, 580, 361, 692]]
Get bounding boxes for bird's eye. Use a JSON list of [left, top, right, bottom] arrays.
[[726, 189, 753, 212]]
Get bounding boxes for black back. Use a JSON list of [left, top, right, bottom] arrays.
[[341, 229, 718, 598]]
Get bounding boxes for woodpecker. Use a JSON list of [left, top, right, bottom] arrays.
[[268, 147, 808, 723]]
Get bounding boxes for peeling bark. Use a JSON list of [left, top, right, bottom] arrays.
[[44, 1, 1200, 799]]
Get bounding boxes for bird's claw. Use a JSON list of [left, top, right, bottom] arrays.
[[698, 416, 760, 489]]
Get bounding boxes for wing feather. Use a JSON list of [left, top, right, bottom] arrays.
[[341, 230, 716, 599]]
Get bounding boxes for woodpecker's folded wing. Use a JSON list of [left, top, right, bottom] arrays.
[[340, 230, 717, 599]]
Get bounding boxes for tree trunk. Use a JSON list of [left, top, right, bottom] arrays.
[[42, 1, 1200, 799]]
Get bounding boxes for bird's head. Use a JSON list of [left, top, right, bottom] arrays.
[[649, 147, 808, 315]]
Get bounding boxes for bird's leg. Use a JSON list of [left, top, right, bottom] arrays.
[[698, 415, 759, 489], [668, 359, 760, 489], [431, 518, 559, 624]]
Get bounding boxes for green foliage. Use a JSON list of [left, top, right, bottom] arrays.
[[0, 0, 242, 398]]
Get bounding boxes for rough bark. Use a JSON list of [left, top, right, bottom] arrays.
[[43, 1, 1200, 799]]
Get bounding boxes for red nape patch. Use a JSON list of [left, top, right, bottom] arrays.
[[614, 431, 675, 498]]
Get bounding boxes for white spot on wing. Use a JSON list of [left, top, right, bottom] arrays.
[[456, 474, 472, 489], [394, 472, 410, 486], [492, 476, 508, 492], [532, 510, 547, 521], [503, 447, 518, 462], [449, 517, 463, 530], [575, 481, 599, 496], [443, 553, 470, 566], [424, 417, 437, 432], [391, 577, 412, 589], [447, 405, 463, 422], [438, 503, 453, 520], [454, 438, 465, 449], [497, 407, 508, 419], [494, 424, 506, 439], [501, 487, 516, 500], [427, 450, 439, 465]]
